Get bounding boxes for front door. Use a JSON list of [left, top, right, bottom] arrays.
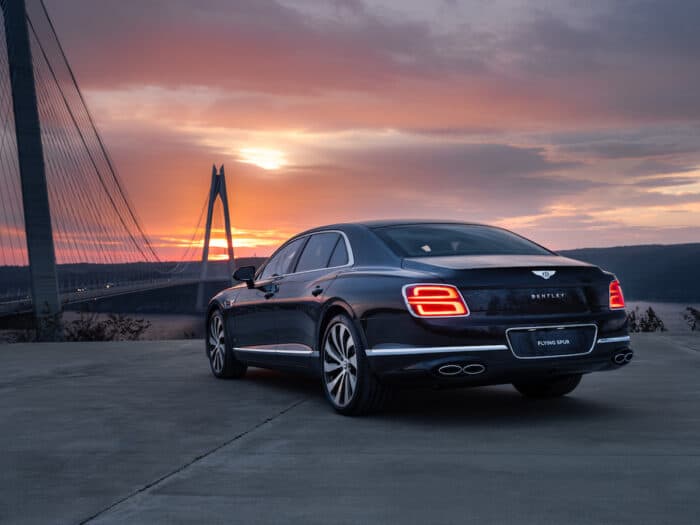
[[227, 236, 307, 349]]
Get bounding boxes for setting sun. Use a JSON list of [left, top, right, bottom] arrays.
[[238, 148, 286, 170]]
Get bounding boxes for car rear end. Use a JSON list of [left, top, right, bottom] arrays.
[[363, 223, 632, 387]]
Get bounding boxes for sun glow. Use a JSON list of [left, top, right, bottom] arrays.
[[238, 148, 286, 170]]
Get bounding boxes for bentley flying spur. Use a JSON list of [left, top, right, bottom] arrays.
[[206, 221, 632, 415]]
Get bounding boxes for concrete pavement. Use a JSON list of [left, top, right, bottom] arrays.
[[1, 334, 699, 524]]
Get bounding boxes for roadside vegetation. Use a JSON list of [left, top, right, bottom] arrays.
[[63, 313, 151, 341], [626, 306, 667, 333], [684, 307, 700, 331], [2, 313, 151, 343]]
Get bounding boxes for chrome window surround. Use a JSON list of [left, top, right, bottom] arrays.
[[257, 230, 354, 279], [505, 323, 598, 360]]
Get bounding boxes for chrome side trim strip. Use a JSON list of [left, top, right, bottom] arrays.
[[365, 345, 508, 357], [234, 344, 314, 356], [597, 336, 631, 344]]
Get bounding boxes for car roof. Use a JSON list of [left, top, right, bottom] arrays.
[[299, 219, 486, 234]]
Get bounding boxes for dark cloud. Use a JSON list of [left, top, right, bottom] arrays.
[[633, 176, 700, 188], [42, 0, 700, 127], [277, 142, 595, 221], [562, 141, 696, 159], [625, 160, 698, 177]]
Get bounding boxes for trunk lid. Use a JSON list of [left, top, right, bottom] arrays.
[[403, 254, 610, 316]]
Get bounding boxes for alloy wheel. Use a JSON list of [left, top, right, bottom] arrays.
[[323, 322, 358, 407], [209, 314, 225, 374]]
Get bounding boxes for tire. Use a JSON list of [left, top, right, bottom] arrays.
[[320, 314, 388, 416], [206, 309, 247, 379], [513, 374, 582, 399]]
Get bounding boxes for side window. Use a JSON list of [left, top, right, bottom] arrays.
[[259, 237, 306, 279], [295, 233, 340, 273], [327, 236, 349, 267]]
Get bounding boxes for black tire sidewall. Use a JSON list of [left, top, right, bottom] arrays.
[[514, 373, 582, 398]]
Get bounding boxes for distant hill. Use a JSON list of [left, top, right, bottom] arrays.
[[2, 247, 698, 304], [560, 243, 700, 302]]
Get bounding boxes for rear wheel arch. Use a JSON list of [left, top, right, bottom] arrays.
[[318, 300, 366, 352]]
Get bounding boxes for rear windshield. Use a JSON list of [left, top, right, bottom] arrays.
[[372, 224, 551, 258]]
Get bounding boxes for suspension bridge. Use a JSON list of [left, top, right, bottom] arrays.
[[0, 0, 241, 337]]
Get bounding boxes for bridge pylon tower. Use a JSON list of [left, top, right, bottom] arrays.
[[3, 0, 62, 339], [196, 165, 235, 312]]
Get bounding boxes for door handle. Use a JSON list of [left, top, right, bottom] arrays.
[[311, 287, 323, 297], [262, 283, 278, 299]]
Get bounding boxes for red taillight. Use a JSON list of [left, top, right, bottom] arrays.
[[403, 284, 469, 317], [609, 280, 625, 309]]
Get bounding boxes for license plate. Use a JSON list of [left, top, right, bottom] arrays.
[[506, 324, 597, 359]]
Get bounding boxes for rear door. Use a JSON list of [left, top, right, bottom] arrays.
[[274, 232, 348, 353]]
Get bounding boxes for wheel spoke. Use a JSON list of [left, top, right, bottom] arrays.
[[339, 326, 350, 356], [333, 374, 345, 405], [347, 343, 357, 366], [347, 369, 356, 392], [324, 361, 342, 372], [324, 341, 343, 364], [327, 369, 344, 392], [343, 373, 353, 404], [330, 325, 341, 355]]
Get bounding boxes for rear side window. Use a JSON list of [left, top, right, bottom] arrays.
[[295, 233, 341, 272], [372, 224, 551, 258], [328, 237, 349, 267], [259, 237, 306, 279]]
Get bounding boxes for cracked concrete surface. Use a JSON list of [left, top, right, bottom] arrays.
[[1, 334, 699, 524]]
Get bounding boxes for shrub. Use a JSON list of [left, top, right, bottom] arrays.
[[627, 306, 666, 333], [684, 307, 700, 331], [626, 308, 640, 333], [64, 313, 151, 342]]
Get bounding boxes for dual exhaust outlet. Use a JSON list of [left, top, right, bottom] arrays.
[[437, 363, 486, 377], [613, 351, 634, 365]]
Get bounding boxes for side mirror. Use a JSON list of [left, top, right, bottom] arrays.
[[233, 265, 256, 288]]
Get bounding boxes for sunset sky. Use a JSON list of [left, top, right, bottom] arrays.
[[46, 0, 700, 259]]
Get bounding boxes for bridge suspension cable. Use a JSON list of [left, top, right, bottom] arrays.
[[1, 0, 236, 321]]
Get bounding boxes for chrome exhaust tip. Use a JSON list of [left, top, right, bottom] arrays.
[[437, 364, 463, 376], [613, 351, 633, 365], [437, 363, 486, 376], [462, 363, 486, 375]]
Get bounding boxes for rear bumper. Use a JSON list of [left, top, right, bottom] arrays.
[[365, 331, 632, 386]]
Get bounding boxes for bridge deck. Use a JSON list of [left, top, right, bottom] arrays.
[[1, 334, 699, 524]]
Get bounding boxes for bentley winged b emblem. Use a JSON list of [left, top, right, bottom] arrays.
[[532, 270, 556, 280]]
